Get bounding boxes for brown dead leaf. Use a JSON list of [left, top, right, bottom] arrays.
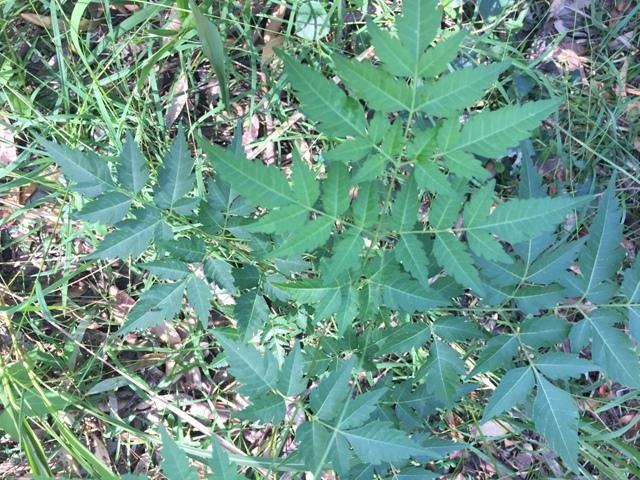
[[262, 2, 287, 62], [20, 12, 90, 30]]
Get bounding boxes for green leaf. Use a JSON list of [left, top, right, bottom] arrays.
[[280, 52, 366, 137], [158, 237, 205, 262], [322, 230, 363, 282], [418, 30, 466, 78], [473, 195, 590, 244], [87, 209, 162, 259], [373, 323, 431, 356], [417, 62, 510, 117], [296, 421, 331, 474], [323, 137, 372, 163], [310, 357, 356, 421], [527, 237, 586, 284], [204, 259, 238, 295], [76, 191, 131, 225], [533, 375, 579, 471], [470, 335, 518, 376], [519, 315, 569, 349], [366, 19, 414, 77], [433, 232, 485, 295], [433, 317, 488, 341], [189, 0, 229, 110], [333, 56, 413, 112], [391, 177, 419, 231], [154, 128, 195, 210], [118, 281, 186, 335], [208, 440, 242, 480], [186, 276, 212, 328], [236, 393, 285, 424], [467, 231, 513, 264], [294, 0, 330, 40], [117, 131, 149, 193], [292, 150, 320, 207], [352, 181, 379, 228], [483, 367, 534, 422], [276, 343, 306, 396], [41, 139, 113, 197], [235, 291, 269, 341], [268, 217, 334, 259], [341, 388, 388, 429], [578, 175, 624, 300], [204, 142, 293, 208], [587, 311, 640, 388], [215, 334, 278, 397], [379, 270, 445, 312], [339, 421, 428, 466], [425, 341, 465, 407], [322, 162, 351, 217], [396, 0, 440, 61], [140, 260, 190, 280], [535, 352, 599, 380], [622, 258, 640, 340], [245, 206, 308, 234], [160, 428, 199, 480], [394, 234, 430, 288], [453, 99, 561, 158], [429, 184, 465, 229]]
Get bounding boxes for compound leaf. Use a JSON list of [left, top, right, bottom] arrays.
[[154, 128, 195, 210]]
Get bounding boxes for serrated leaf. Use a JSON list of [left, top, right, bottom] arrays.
[[209, 440, 242, 480], [236, 393, 285, 424], [535, 352, 599, 380], [154, 128, 195, 210], [310, 357, 356, 421], [391, 177, 419, 231], [425, 341, 465, 407], [158, 237, 205, 262], [76, 191, 131, 225], [373, 323, 431, 356], [268, 217, 334, 259], [339, 421, 427, 466], [87, 209, 161, 259], [189, 0, 229, 110], [292, 150, 320, 206], [396, 0, 440, 61], [379, 270, 445, 312], [204, 259, 238, 295], [323, 137, 372, 163], [296, 421, 331, 474], [417, 62, 510, 117], [322, 162, 351, 217], [187, 276, 212, 328], [205, 143, 293, 208], [533, 375, 579, 471], [415, 158, 453, 196], [140, 260, 190, 280], [468, 231, 513, 264], [215, 333, 278, 397], [433, 232, 485, 295], [277, 343, 306, 397], [118, 281, 186, 335], [519, 315, 569, 349], [483, 367, 534, 422], [527, 237, 587, 284], [587, 311, 640, 388], [160, 428, 199, 480], [41, 139, 113, 197], [333, 55, 413, 112], [394, 234, 430, 288], [245, 205, 308, 234], [578, 175, 624, 300], [470, 336, 518, 376], [622, 258, 640, 340], [429, 183, 465, 229], [323, 230, 363, 282], [280, 52, 366, 137], [366, 19, 414, 77], [452, 99, 561, 158], [473, 195, 590, 244], [433, 317, 487, 341], [235, 290, 268, 341], [117, 131, 149, 193], [353, 181, 379, 228], [352, 154, 387, 184], [341, 388, 388, 429], [418, 30, 467, 78]]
